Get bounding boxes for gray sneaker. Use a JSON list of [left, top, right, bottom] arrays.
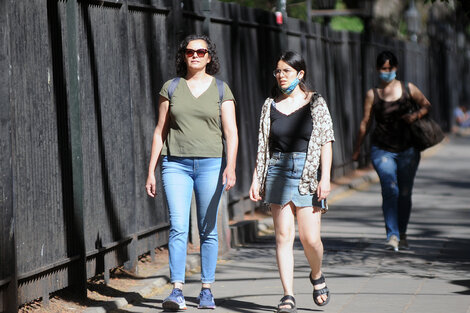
[[386, 235, 399, 251], [399, 234, 409, 249]]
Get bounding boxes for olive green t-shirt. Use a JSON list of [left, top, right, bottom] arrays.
[[159, 78, 235, 157]]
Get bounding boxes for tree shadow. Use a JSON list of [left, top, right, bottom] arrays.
[[450, 279, 470, 295], [231, 221, 470, 279]]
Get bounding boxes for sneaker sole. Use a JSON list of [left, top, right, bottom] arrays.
[[197, 305, 216, 309], [163, 300, 187, 311]]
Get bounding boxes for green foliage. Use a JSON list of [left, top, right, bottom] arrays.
[[329, 0, 363, 32], [399, 19, 408, 37], [330, 16, 364, 32], [288, 3, 308, 21]]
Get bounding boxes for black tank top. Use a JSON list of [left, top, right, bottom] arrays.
[[270, 102, 312, 152], [371, 81, 413, 152]]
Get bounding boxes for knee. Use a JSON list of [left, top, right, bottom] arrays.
[[399, 186, 412, 197], [200, 229, 218, 242], [169, 223, 189, 238], [299, 234, 323, 251], [275, 228, 295, 246], [382, 180, 399, 199]]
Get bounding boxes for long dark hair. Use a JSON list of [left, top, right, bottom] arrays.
[[175, 34, 220, 77], [270, 51, 310, 98], [376, 50, 399, 69]]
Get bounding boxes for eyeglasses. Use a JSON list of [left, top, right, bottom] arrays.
[[185, 49, 208, 58], [273, 68, 296, 77]]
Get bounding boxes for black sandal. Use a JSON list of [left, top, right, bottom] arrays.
[[310, 272, 330, 306], [276, 295, 297, 313]]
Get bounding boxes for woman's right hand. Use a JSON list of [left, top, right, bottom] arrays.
[[249, 180, 262, 202], [146, 174, 157, 197]]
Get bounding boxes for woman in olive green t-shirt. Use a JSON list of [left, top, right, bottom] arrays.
[[145, 34, 238, 311]]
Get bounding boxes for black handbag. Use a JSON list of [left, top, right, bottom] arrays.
[[410, 114, 445, 151], [405, 82, 444, 151]]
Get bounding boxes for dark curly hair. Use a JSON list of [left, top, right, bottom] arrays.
[[175, 34, 220, 77], [271, 51, 310, 99]]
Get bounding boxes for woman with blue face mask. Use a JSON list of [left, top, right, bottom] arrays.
[[249, 51, 334, 312], [352, 50, 431, 252]]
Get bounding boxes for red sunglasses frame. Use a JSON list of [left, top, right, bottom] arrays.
[[185, 49, 208, 58]]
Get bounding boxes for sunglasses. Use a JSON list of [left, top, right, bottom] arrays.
[[185, 49, 208, 58]]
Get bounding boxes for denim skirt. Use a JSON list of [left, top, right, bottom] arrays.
[[264, 152, 321, 208]]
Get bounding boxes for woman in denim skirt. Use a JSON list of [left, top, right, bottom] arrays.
[[249, 51, 334, 313]]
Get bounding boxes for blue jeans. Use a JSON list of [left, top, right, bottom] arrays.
[[162, 156, 225, 284], [370, 146, 420, 241]]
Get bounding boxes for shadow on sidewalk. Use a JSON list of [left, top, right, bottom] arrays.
[[228, 220, 470, 280]]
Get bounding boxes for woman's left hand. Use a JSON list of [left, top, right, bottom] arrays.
[[402, 112, 419, 124], [317, 179, 331, 201], [223, 167, 236, 191]]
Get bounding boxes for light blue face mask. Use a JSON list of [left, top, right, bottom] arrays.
[[280, 74, 301, 95], [379, 71, 396, 83]]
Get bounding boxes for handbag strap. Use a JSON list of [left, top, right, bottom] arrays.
[[403, 81, 420, 112]]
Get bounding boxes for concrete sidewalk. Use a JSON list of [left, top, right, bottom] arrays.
[[91, 135, 470, 313]]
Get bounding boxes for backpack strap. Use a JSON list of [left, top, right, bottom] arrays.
[[167, 77, 181, 101], [214, 78, 226, 139], [215, 78, 225, 106], [168, 77, 224, 104]]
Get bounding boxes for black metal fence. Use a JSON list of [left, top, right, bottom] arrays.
[[1, 0, 468, 310]]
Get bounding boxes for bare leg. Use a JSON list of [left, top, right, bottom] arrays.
[[271, 202, 296, 308], [296, 206, 328, 304]]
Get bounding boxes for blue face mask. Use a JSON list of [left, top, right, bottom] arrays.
[[280, 74, 301, 95], [379, 71, 396, 83]]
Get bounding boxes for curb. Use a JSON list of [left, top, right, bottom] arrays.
[[83, 254, 200, 313]]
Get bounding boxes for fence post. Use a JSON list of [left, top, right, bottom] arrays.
[[1, 0, 18, 311], [357, 14, 373, 166], [4, 231, 17, 313], [121, 0, 138, 274], [167, 0, 183, 77], [66, 0, 87, 298], [202, 0, 211, 37], [277, 0, 288, 51], [301, 0, 312, 56]]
